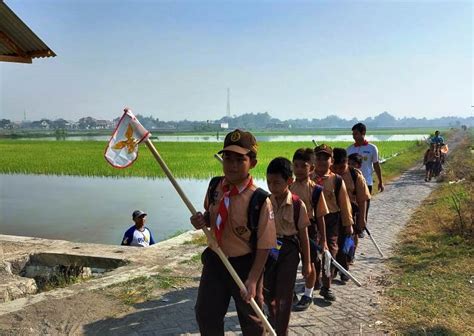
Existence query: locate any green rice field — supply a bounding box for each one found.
[0,140,426,179]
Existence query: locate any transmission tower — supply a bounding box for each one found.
[226,88,231,118]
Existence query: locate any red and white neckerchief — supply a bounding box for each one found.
[354,140,369,147]
[314,174,325,187]
[215,177,253,245]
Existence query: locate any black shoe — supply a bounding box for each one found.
[293,295,312,311]
[292,292,298,305]
[320,287,336,301]
[340,274,350,283]
[314,281,321,290]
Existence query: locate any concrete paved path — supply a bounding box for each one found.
[83,165,439,336]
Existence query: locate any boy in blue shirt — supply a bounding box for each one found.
[121,210,156,247]
[430,130,444,145]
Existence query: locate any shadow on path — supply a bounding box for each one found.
[83,286,243,336]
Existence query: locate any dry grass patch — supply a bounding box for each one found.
[104,268,192,305]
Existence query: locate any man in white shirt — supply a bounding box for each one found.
[121,210,156,247]
[347,123,384,221]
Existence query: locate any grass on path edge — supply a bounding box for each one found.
[382,131,473,335]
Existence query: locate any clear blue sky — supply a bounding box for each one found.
[1,0,472,122]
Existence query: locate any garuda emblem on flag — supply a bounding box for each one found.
[104,108,150,168]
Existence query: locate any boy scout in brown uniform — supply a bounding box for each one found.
[190,129,276,336]
[332,148,371,280]
[312,144,353,301]
[265,157,312,335]
[290,148,330,311]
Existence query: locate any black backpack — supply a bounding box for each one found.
[348,167,358,196]
[311,175,343,210]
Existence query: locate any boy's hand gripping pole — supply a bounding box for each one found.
[145,140,276,336]
[364,227,385,258]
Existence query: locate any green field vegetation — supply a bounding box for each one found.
[0,140,424,179]
[384,132,473,335]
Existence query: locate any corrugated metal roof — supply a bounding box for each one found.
[0,1,56,63]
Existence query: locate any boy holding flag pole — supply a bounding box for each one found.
[105,109,276,336]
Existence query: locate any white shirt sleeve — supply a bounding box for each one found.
[371,144,379,163]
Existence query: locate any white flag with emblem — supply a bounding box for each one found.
[104,108,150,168]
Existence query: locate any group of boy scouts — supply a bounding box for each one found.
[190,122,384,336]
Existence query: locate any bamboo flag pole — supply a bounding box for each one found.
[145,140,276,336]
[214,154,362,287]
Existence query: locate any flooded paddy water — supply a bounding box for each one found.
[0,174,267,245]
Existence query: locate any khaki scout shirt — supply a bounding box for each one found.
[342,168,371,205]
[270,191,310,237]
[289,179,329,219]
[204,176,276,257]
[313,172,354,227]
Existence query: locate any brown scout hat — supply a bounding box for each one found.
[218,129,258,155]
[314,143,333,156]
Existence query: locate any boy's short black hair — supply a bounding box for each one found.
[293,148,315,163]
[348,153,363,166]
[352,123,367,134]
[247,152,257,160]
[333,148,348,165]
[267,157,293,180]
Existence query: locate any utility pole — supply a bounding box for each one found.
[226,88,231,118]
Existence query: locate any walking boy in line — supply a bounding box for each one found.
[190,129,276,336]
[121,210,156,247]
[348,153,363,171]
[312,144,353,301]
[331,148,371,278]
[290,148,330,311]
[265,157,312,335]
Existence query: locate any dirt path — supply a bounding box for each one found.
[0,133,463,336]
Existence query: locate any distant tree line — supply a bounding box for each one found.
[1,111,472,131]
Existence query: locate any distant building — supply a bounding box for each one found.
[95,120,114,129]
[40,120,50,129]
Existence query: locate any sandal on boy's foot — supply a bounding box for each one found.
[293,295,312,311]
[319,287,336,301]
